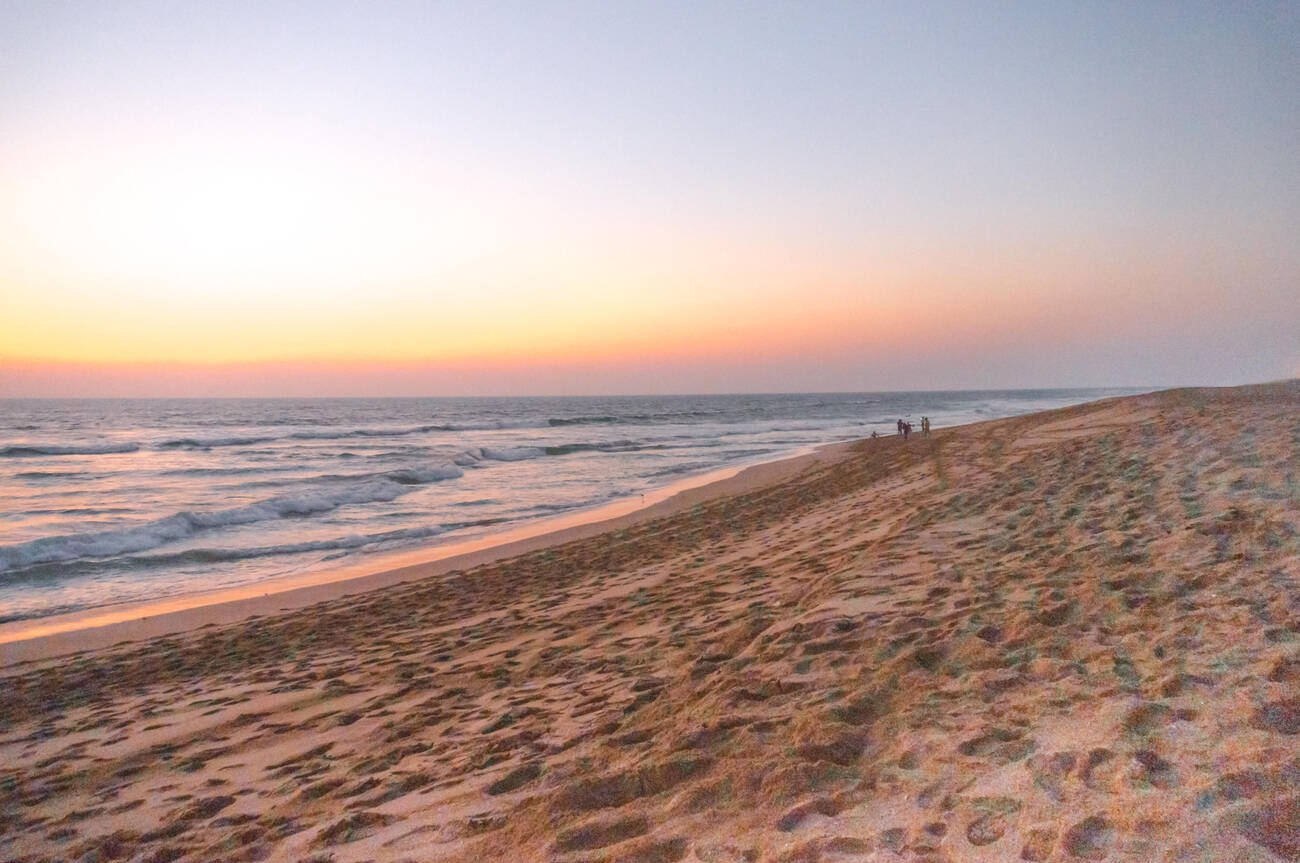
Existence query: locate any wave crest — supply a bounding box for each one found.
[0,465,461,574]
[0,442,140,457]
[156,436,274,449]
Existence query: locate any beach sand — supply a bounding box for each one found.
[2,382,1298,862]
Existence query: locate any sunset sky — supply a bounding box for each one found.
[1,1,1296,396]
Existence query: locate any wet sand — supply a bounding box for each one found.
[2,382,1299,862]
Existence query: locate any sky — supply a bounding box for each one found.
[1,1,1296,397]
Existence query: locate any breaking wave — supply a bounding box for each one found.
[0,442,140,457]
[156,436,276,449]
[0,468,460,574]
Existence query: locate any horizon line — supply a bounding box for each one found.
[0,384,1175,401]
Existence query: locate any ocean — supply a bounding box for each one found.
[0,389,1143,623]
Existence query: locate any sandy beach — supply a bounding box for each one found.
[2,382,1298,862]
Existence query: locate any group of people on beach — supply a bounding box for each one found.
[893,417,931,440]
[871,417,932,441]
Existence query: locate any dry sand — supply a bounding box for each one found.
[2,382,1299,862]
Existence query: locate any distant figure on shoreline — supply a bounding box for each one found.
[903,422,912,440]
[897,419,904,436]
[921,416,931,436]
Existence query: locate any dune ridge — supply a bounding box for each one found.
[2,382,1299,862]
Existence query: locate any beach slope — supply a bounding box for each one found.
[2,383,1299,862]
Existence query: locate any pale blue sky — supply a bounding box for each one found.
[1,1,1296,395]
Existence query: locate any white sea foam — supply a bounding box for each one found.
[453,446,546,464]
[128,525,447,567]
[384,465,463,484]
[479,446,546,462]
[0,479,414,573]
[452,450,483,466]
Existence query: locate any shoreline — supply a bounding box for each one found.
[0,389,1147,655]
[3,383,1299,862]
[0,440,853,664]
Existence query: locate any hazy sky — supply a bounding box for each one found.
[1,1,1296,396]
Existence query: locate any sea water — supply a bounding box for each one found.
[0,389,1143,622]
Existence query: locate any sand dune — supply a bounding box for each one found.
[2,383,1299,862]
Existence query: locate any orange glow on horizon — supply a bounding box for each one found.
[2,233,1141,370]
[1,153,1269,391]
[0,275,1040,369]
